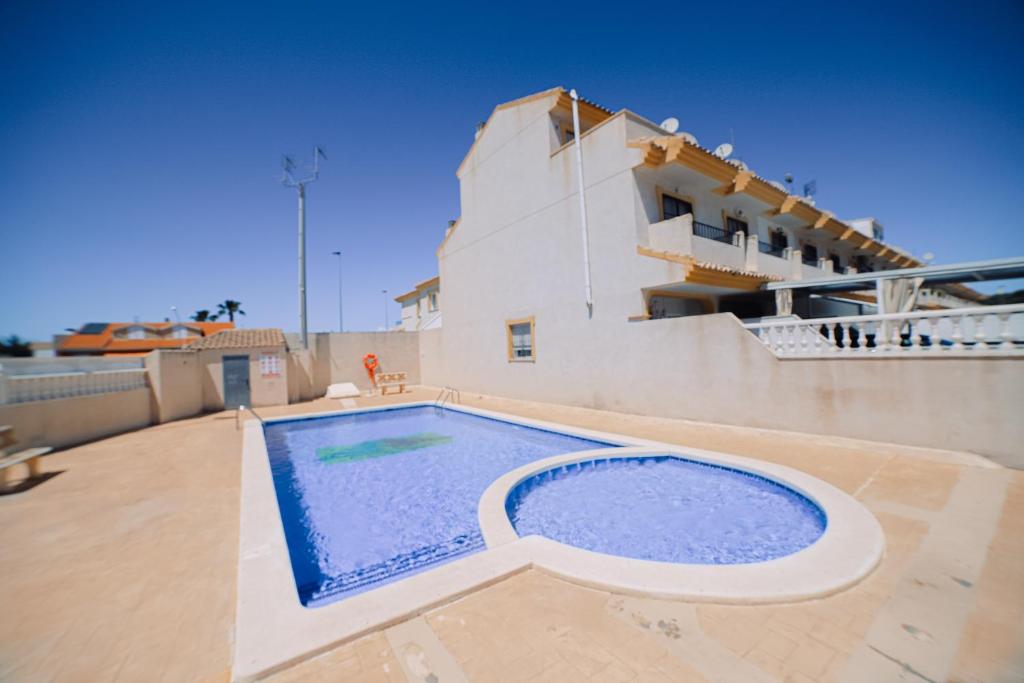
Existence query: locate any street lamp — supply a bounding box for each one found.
[332,251,343,332]
[381,289,388,330]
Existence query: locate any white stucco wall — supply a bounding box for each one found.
[432,92,1024,467]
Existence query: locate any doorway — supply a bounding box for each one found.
[223,355,251,409]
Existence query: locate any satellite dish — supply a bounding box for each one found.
[679,131,699,146]
[660,117,679,134]
[727,158,749,171]
[769,180,787,192]
[922,252,935,263]
[713,143,733,159]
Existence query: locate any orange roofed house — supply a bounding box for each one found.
[56,321,235,356]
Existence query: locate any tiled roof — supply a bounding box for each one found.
[395,275,440,303]
[57,321,234,354]
[184,328,286,350]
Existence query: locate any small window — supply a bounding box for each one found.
[855,254,874,273]
[126,326,145,340]
[830,253,842,272]
[506,318,535,362]
[428,292,438,312]
[661,194,693,221]
[171,326,193,339]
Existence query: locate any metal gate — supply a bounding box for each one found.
[222,355,251,409]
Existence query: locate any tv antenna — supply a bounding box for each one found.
[280,145,327,349]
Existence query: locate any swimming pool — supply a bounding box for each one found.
[507,455,826,564]
[263,405,612,606]
[238,404,885,679]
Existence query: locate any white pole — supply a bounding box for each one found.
[570,89,594,316]
[298,183,308,349]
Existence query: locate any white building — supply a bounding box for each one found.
[395,276,441,331]
[419,86,1020,463]
[438,86,969,345]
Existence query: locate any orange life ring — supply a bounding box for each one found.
[363,353,379,385]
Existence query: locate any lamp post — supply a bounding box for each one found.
[332,251,343,332]
[279,147,327,349]
[381,289,388,330]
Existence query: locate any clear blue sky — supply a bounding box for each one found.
[2,1,1023,340]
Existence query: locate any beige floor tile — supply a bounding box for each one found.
[1,389,1019,683]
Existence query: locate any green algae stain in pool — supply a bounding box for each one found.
[265,406,613,606]
[316,432,453,464]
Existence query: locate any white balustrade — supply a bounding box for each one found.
[0,368,148,405]
[742,304,1024,358]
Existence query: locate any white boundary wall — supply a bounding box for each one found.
[423,314,1023,468]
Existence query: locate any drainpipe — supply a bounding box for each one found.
[570,89,594,317]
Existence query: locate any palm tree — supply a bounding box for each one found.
[191,309,217,322]
[217,300,245,323]
[0,335,33,357]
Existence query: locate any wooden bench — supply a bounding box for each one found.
[376,371,407,395]
[0,426,52,490]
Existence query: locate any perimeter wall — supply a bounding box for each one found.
[420,314,1023,468]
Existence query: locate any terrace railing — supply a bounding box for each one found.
[758,240,787,259]
[692,221,733,244]
[742,304,1024,358]
[0,368,148,405]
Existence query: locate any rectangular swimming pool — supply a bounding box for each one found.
[263,405,614,607]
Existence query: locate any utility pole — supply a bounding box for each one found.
[332,250,343,332]
[280,146,327,349]
[381,289,388,330]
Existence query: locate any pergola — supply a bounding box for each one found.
[763,257,1024,316]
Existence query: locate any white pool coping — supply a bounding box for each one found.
[234,402,884,681]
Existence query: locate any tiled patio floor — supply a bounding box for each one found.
[1,388,1021,682]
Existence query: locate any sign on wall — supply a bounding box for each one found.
[259,353,281,377]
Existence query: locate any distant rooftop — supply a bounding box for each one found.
[185,328,286,350]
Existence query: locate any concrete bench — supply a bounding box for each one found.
[376,372,407,395]
[0,426,52,490]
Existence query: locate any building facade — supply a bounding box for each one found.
[421,87,1021,463]
[395,276,441,331]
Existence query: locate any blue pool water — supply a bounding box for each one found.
[508,456,826,564]
[263,406,611,607]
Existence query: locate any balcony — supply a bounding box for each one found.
[692,221,733,244]
[758,241,786,259]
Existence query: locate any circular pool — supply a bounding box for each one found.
[506,455,826,564]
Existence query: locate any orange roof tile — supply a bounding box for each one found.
[57,321,235,355]
[184,328,286,350]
